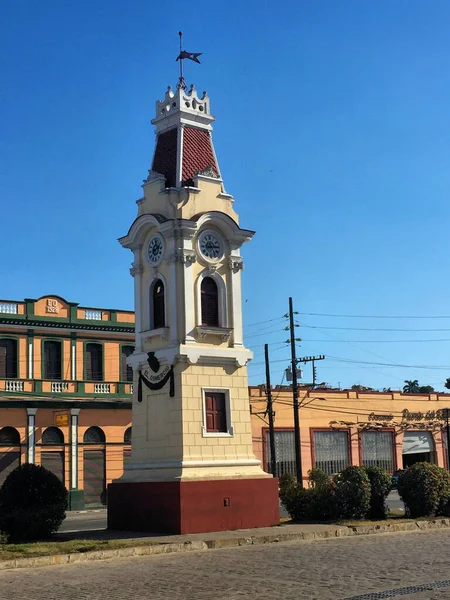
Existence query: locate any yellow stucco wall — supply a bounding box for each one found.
[34,297,69,319]
[250,387,450,480]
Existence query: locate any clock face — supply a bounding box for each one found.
[199,231,223,261]
[147,234,164,264]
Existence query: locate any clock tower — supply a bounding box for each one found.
[107,81,279,534]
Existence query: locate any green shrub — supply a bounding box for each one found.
[278,473,298,514]
[309,481,340,521]
[0,464,67,543]
[397,462,450,518]
[363,467,392,520]
[308,468,329,490]
[279,473,340,522]
[334,466,371,520]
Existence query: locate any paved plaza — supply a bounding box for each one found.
[0,529,450,599]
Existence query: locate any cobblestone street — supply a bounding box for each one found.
[1,530,450,599]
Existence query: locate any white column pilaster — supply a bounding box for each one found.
[71,337,76,380]
[26,408,37,464]
[182,245,196,344]
[28,338,33,379]
[229,256,244,347]
[131,249,143,351]
[70,408,80,489]
[167,234,179,345]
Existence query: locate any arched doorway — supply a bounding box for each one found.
[0,427,21,486]
[402,431,436,468]
[41,427,65,483]
[83,427,106,506]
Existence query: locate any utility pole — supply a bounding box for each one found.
[445,408,450,471]
[264,344,276,477]
[289,297,302,486]
[296,355,325,389]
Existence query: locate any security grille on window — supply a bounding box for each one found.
[361,431,394,472]
[42,427,64,445]
[121,346,134,382]
[0,339,17,379]
[313,430,350,475]
[83,426,106,444]
[152,280,165,329]
[265,430,296,477]
[201,277,219,327]
[205,392,227,433]
[85,343,103,381]
[0,427,20,446]
[43,341,62,380]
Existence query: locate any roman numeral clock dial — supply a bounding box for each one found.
[147,234,164,265]
[198,231,223,261]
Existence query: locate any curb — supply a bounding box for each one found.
[1,518,450,571]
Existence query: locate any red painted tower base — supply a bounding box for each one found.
[107,477,280,534]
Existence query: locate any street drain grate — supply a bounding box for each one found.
[344,579,450,599]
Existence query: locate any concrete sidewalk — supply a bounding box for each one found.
[2,517,450,571]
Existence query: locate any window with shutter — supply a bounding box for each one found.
[43,341,62,380]
[85,343,103,381]
[205,392,227,433]
[201,277,219,327]
[152,280,165,329]
[0,339,17,378]
[121,346,134,382]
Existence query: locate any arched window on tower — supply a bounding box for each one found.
[151,279,165,330]
[201,277,219,327]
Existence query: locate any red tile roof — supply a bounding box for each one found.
[151,128,178,188]
[182,127,218,185]
[151,126,219,188]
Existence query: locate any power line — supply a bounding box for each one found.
[298,312,450,319]
[302,324,450,332]
[326,354,450,370]
[244,316,284,328]
[245,327,285,340]
[302,338,450,343]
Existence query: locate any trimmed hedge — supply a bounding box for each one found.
[0,464,68,543]
[364,467,392,520]
[280,466,373,522]
[397,462,450,518]
[336,466,371,520]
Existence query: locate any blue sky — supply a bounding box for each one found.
[2,0,450,391]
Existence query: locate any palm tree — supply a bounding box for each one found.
[403,379,420,393]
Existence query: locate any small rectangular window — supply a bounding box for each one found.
[43,341,62,380]
[85,310,102,320]
[0,339,18,378]
[85,343,103,381]
[121,346,134,382]
[205,392,227,433]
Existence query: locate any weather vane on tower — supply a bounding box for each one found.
[176,31,202,90]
